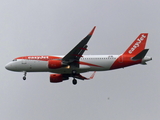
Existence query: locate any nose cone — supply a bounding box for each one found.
[5,62,13,71]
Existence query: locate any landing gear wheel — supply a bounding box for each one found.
[23,76,26,80]
[72,79,77,85]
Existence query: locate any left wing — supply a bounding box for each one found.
[74,71,96,80]
[62,26,96,67]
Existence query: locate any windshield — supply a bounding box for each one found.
[12,59,17,61]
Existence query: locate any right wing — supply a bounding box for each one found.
[62,26,96,67]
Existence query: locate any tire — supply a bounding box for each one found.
[23,76,26,80]
[72,79,77,85]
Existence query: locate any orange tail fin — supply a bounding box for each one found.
[123,33,148,56]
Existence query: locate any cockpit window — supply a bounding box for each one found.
[12,59,17,61]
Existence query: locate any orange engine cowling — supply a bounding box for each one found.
[48,60,62,69]
[50,74,69,83]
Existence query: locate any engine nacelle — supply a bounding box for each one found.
[50,74,69,83]
[50,74,63,83]
[48,60,62,69]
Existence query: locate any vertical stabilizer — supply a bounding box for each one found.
[123,33,148,56]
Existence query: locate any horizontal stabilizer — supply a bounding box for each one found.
[132,49,149,60]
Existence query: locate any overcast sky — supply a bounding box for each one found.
[0,0,159,120]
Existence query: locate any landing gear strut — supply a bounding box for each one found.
[72,78,77,85]
[72,70,77,85]
[23,71,27,80]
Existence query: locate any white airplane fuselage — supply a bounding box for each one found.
[5,55,151,73]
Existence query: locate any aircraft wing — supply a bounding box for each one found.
[74,71,96,80]
[62,26,96,66]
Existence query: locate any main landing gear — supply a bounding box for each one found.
[23,71,27,80]
[72,78,77,85]
[72,70,77,85]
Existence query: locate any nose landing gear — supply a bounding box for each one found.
[23,72,27,80]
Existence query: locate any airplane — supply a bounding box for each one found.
[5,26,152,85]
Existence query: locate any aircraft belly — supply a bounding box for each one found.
[80,59,116,71]
[49,67,89,74]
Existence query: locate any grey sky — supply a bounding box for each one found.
[0,0,159,120]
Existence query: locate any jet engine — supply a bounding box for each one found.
[50,74,69,83]
[48,60,63,69]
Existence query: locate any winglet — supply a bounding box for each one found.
[89,26,96,36]
[75,71,96,80]
[87,71,96,80]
